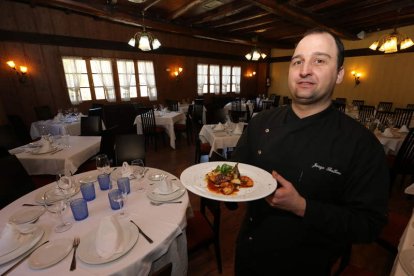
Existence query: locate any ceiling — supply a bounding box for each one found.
[11,0,414,49]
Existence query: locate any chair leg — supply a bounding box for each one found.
[214,240,222,273]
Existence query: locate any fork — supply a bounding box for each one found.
[70,237,80,271]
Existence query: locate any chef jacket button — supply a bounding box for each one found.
[249,217,253,222]
[248,236,253,241]
[265,128,270,133]
[257,150,262,155]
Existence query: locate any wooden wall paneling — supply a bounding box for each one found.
[49,8,73,36]
[0,45,17,125]
[32,4,55,34]
[12,3,37,33]
[0,1,18,30]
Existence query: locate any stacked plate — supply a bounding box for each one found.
[146,179,186,202]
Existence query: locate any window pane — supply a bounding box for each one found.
[62,57,91,104]
[91,59,116,101]
[117,60,137,100]
[137,61,157,99]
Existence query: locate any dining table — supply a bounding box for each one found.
[0,167,190,276]
[30,116,82,140]
[9,136,101,176]
[134,111,186,149]
[199,123,244,157]
[374,128,408,155]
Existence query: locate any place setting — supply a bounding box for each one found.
[146,174,186,204]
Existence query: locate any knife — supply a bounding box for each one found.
[130,220,153,244]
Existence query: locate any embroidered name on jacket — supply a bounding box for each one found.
[311,162,342,175]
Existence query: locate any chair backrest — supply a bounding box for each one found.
[377,101,393,112]
[352,100,365,108]
[375,110,394,125]
[100,126,118,165]
[0,155,36,208]
[394,108,413,128]
[271,95,280,107]
[88,107,103,118]
[335,97,347,104]
[206,108,226,124]
[391,128,414,184]
[34,105,53,121]
[282,96,291,105]
[140,108,157,135]
[166,100,179,111]
[358,105,375,122]
[81,116,102,136]
[407,104,414,110]
[7,115,32,144]
[0,124,25,150]
[332,101,345,112]
[114,134,146,166]
[231,100,242,111]
[261,100,273,110]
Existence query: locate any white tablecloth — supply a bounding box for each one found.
[199,124,243,157]
[0,168,189,276]
[134,111,186,149]
[30,119,81,140]
[375,129,407,155]
[11,136,101,175]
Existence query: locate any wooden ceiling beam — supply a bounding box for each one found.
[247,0,358,40]
[210,12,271,28]
[168,0,204,20]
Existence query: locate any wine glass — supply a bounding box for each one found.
[132,159,146,191]
[44,189,72,233]
[56,175,75,196]
[96,154,110,174]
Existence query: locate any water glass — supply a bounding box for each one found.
[117,177,130,194]
[98,173,111,190]
[61,134,70,148]
[80,182,96,201]
[70,198,88,221]
[44,189,72,233]
[108,189,123,210]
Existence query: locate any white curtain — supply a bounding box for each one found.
[94,60,116,102]
[118,61,134,101]
[233,66,241,94]
[197,64,208,95]
[221,66,231,95]
[63,59,82,105]
[210,65,220,95]
[138,61,157,101]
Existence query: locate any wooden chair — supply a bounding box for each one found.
[114,134,146,166]
[332,101,346,112]
[377,101,393,112]
[352,100,365,109]
[261,100,273,110]
[358,105,375,123]
[139,108,165,151]
[269,94,280,107]
[335,97,347,104]
[393,108,413,128]
[0,155,36,208]
[282,96,291,105]
[375,110,394,125]
[166,100,179,111]
[7,114,32,144]
[195,136,211,164]
[407,104,414,110]
[81,116,102,136]
[0,124,25,150]
[389,128,414,188]
[174,112,193,145]
[88,107,103,118]
[34,105,53,121]
[187,197,222,273]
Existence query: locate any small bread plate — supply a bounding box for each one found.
[35,185,80,204]
[28,238,73,269]
[77,221,138,264]
[147,172,166,181]
[30,146,59,155]
[146,183,186,202]
[180,162,277,202]
[110,167,137,181]
[78,175,97,184]
[9,206,46,224]
[0,227,44,265]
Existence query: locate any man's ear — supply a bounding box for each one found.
[336,66,344,84]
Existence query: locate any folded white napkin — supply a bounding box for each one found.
[382,128,394,137]
[95,215,124,259]
[233,123,244,135]
[0,223,21,257]
[154,183,179,195]
[214,122,224,131]
[399,125,409,133]
[121,162,133,177]
[37,137,53,153]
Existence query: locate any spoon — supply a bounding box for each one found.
[150,201,182,206]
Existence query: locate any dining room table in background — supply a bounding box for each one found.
[134,111,186,149]
[0,167,190,276]
[9,136,101,176]
[30,115,83,140]
[199,123,244,158]
[374,128,408,155]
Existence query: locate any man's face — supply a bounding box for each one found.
[288,32,344,105]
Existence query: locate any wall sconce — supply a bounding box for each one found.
[247,71,256,77]
[173,67,183,77]
[351,70,361,85]
[6,60,28,83]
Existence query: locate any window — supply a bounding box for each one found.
[197,64,241,95]
[137,61,157,101]
[117,60,137,101]
[62,57,92,105]
[90,59,116,102]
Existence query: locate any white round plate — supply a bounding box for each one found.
[146,183,186,202]
[9,206,46,224]
[35,185,80,204]
[180,161,277,202]
[28,238,73,269]
[30,146,59,155]
[77,221,138,265]
[110,167,137,181]
[0,227,44,265]
[79,175,97,184]
[8,148,25,155]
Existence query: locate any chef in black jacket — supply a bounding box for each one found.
[232,28,389,275]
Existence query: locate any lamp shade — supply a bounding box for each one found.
[152,38,161,50]
[138,34,151,51]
